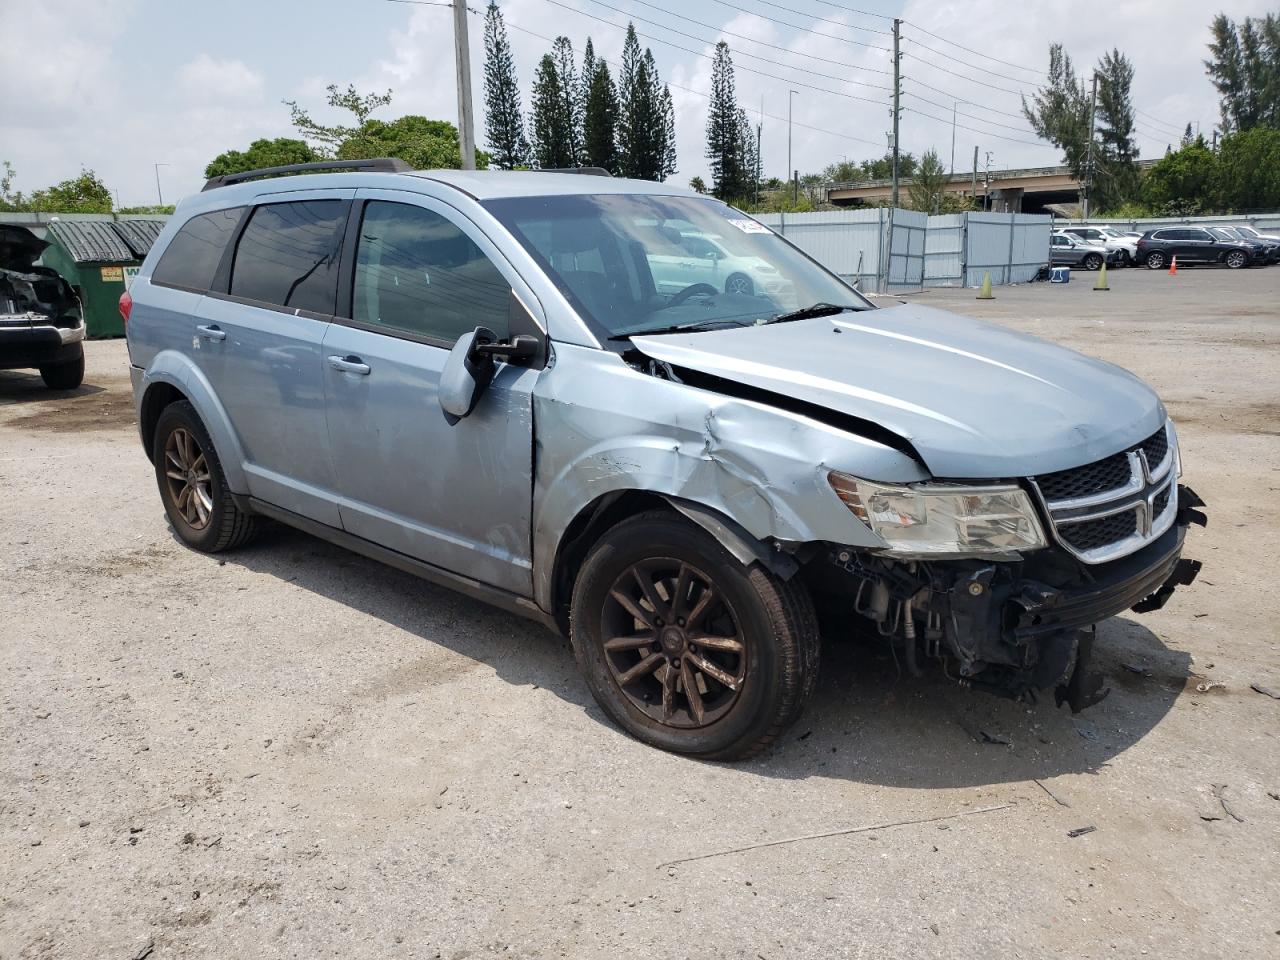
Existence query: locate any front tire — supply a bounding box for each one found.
[1225,250,1247,269]
[570,511,819,760]
[153,400,257,553]
[1082,253,1103,271]
[39,350,84,390]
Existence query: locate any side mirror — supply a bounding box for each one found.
[439,327,497,424]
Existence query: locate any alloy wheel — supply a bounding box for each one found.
[726,275,753,295]
[600,558,747,729]
[163,427,213,530]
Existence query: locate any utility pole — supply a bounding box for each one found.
[453,0,477,170]
[983,151,993,211]
[971,146,978,205]
[1082,72,1098,220]
[949,102,956,175]
[787,90,798,205]
[890,18,902,208]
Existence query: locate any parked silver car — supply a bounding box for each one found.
[125,160,1205,760]
[1050,231,1121,270]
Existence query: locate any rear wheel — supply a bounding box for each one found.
[1145,251,1166,270]
[1082,253,1103,271]
[570,511,818,760]
[39,350,84,390]
[1225,250,1247,269]
[725,273,754,296]
[153,400,257,553]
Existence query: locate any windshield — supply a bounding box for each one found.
[482,193,869,339]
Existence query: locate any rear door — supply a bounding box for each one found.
[320,190,542,596]
[193,190,353,525]
[1179,228,1214,262]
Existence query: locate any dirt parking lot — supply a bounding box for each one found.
[2,268,1278,959]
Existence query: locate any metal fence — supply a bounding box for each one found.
[760,208,1053,291]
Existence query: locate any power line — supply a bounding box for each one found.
[500,12,886,148]
[899,30,1046,88]
[574,0,891,83]
[902,106,1047,147]
[1135,109,1185,136]
[704,0,891,36]
[535,0,889,104]
[900,19,1046,76]
[902,91,1037,135]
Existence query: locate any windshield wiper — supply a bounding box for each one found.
[766,302,858,325]
[608,318,750,341]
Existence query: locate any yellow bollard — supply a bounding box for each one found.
[976,271,995,299]
[1093,261,1110,291]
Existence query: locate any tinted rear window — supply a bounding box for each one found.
[230,200,346,314]
[151,207,243,291]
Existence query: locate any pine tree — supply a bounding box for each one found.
[705,42,746,200]
[581,38,597,110]
[618,24,648,178]
[1094,49,1139,211]
[659,84,678,181]
[735,107,757,200]
[583,61,621,173]
[531,53,575,169]
[1205,13,1280,134]
[551,36,582,166]
[482,1,529,169]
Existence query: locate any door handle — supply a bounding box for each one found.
[196,324,226,341]
[327,354,371,375]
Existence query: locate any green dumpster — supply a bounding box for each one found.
[40,219,164,338]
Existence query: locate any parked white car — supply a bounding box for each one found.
[647,231,795,301]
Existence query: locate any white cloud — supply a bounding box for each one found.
[177,55,265,103]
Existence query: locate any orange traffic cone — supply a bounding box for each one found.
[1169,255,1178,276]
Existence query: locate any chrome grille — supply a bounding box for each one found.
[1032,421,1178,564]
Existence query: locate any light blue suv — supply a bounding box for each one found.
[126,159,1205,759]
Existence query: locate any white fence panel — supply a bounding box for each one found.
[963,212,1051,286]
[757,209,885,289]
[923,213,964,286]
[886,209,927,290]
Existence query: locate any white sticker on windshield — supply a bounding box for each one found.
[725,218,772,235]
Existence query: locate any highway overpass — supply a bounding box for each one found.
[825,160,1159,213]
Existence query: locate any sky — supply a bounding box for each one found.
[2,0,1273,207]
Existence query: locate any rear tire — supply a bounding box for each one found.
[570,510,819,760]
[1145,251,1166,270]
[725,273,754,296]
[39,350,84,390]
[153,400,257,553]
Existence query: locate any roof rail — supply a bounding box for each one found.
[534,167,613,177]
[202,158,412,191]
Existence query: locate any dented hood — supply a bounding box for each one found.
[630,303,1165,479]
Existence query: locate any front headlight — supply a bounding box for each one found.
[828,472,1047,558]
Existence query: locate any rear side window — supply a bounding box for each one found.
[352,201,510,344]
[151,207,243,291]
[230,200,346,314]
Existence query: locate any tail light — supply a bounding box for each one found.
[118,289,133,326]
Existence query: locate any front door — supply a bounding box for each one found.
[194,191,353,526]
[321,192,540,596]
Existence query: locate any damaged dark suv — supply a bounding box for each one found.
[127,162,1205,760]
[0,225,85,389]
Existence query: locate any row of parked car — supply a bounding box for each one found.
[1050,224,1280,271]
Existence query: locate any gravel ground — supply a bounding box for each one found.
[2,267,1277,959]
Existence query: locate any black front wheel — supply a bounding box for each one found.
[1146,251,1167,270]
[570,511,819,760]
[1225,250,1247,269]
[39,350,84,390]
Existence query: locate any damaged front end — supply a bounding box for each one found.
[816,486,1207,711]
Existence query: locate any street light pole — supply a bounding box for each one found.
[154,163,170,206]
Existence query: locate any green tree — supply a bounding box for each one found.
[2,167,114,213]
[338,115,489,169]
[1093,49,1140,211]
[705,42,747,200]
[688,175,707,193]
[552,36,583,165]
[580,38,597,112]
[660,83,678,181]
[1140,135,1221,213]
[737,108,758,200]
[204,137,319,179]
[906,149,951,213]
[284,83,393,157]
[482,1,529,169]
[583,61,620,173]
[531,53,575,168]
[618,25,667,180]
[1217,126,1280,210]
[1023,44,1092,182]
[1205,13,1280,134]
